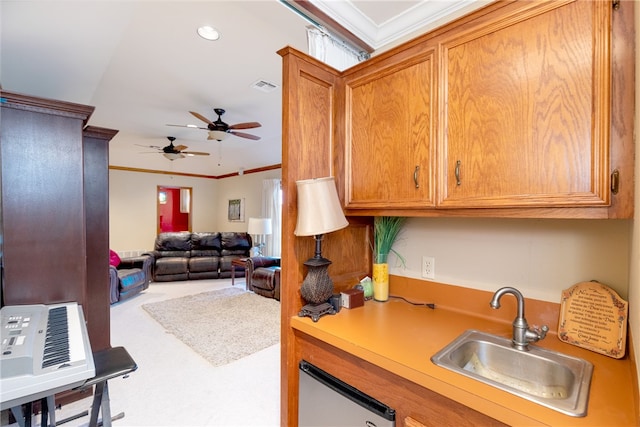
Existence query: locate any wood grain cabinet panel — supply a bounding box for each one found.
[345,50,436,209]
[438,0,611,208]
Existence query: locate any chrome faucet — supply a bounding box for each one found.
[490,287,549,351]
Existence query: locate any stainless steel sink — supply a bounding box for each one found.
[431,329,593,417]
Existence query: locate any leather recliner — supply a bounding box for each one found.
[109,254,154,303]
[246,256,281,301]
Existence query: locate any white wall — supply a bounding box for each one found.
[388,218,630,303]
[108,168,281,252]
[214,169,281,231]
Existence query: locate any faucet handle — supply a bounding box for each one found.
[535,324,549,340]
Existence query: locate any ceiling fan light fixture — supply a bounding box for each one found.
[197,26,220,41]
[163,153,183,161]
[208,130,228,141]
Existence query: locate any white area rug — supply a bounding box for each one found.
[142,287,280,367]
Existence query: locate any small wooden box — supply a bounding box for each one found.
[341,289,364,309]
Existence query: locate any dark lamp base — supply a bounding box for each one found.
[298,302,335,322]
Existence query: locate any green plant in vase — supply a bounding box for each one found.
[373,216,406,301]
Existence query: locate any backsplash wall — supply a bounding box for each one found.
[388,217,631,303]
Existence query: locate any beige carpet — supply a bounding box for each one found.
[141,287,280,367]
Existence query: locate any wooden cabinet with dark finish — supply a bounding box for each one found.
[0,91,115,352]
[83,126,119,350]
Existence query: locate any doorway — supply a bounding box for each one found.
[157,186,192,233]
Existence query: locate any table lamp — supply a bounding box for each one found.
[247,217,272,256]
[295,177,348,321]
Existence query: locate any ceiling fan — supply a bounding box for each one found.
[137,137,210,161]
[168,108,261,141]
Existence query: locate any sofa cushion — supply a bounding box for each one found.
[155,231,192,251]
[117,268,146,290]
[188,257,219,273]
[221,232,251,250]
[189,271,219,280]
[221,248,250,256]
[155,250,190,258]
[191,232,221,251]
[191,232,222,257]
[155,257,189,275]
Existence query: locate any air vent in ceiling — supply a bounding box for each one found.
[251,79,279,93]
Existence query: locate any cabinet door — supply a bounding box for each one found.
[1,96,92,305]
[345,50,435,209]
[439,1,611,208]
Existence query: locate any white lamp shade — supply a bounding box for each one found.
[295,177,348,236]
[247,217,272,235]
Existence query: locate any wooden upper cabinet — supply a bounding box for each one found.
[344,49,436,209]
[438,0,611,208]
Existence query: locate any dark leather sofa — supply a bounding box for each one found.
[150,231,252,282]
[246,256,281,300]
[109,254,154,304]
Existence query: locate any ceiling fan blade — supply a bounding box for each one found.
[229,130,261,140]
[166,123,209,130]
[189,111,215,125]
[229,122,261,130]
[174,144,188,151]
[182,151,210,156]
[135,144,163,150]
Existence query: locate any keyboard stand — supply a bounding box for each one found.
[10,395,56,427]
[75,347,138,427]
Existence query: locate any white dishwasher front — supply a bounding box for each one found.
[298,360,396,427]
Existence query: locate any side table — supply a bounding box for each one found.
[231,257,249,287]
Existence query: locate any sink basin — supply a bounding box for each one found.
[431,330,593,417]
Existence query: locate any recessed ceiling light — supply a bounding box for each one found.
[197,26,220,41]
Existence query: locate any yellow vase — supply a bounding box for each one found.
[372,262,389,302]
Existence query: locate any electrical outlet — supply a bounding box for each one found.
[422,256,435,279]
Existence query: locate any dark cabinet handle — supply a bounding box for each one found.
[455,160,461,186]
[414,165,420,188]
[611,169,620,194]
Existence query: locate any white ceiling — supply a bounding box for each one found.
[1,0,486,177]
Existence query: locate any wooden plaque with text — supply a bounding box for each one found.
[558,281,628,358]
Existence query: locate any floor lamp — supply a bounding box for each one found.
[295,177,348,322]
[247,217,272,256]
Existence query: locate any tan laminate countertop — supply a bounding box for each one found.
[290,278,638,426]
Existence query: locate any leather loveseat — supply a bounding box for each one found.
[150,231,252,282]
[109,254,154,304]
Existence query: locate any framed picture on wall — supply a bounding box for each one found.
[228,198,245,222]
